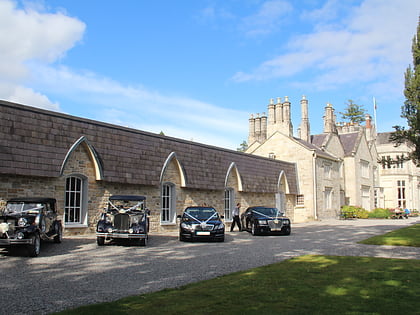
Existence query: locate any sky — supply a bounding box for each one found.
[0,0,419,150]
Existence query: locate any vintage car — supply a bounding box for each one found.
[0,197,63,257]
[96,195,149,246]
[241,206,291,236]
[178,206,225,242]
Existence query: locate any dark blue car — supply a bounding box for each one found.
[178,206,225,242]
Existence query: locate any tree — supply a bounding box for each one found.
[237,140,248,152]
[340,99,366,124]
[390,17,420,165]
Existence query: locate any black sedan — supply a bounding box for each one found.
[241,206,291,236]
[178,206,225,242]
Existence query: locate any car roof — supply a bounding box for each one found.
[185,206,216,211]
[109,195,146,201]
[7,197,56,204]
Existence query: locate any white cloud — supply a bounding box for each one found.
[240,0,293,37]
[0,0,85,108]
[232,0,420,95]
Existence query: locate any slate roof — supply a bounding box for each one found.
[376,132,392,145]
[339,132,360,156]
[294,136,338,160]
[0,100,298,194]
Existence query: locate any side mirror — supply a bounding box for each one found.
[220,215,225,219]
[177,214,182,219]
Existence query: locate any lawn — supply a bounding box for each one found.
[56,255,420,315]
[358,223,420,246]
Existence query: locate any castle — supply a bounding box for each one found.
[246,95,420,221]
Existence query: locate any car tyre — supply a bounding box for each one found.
[27,233,41,257]
[54,222,63,243]
[251,223,258,236]
[140,237,147,246]
[97,237,105,246]
[283,226,291,235]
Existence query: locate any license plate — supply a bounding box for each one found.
[196,231,210,236]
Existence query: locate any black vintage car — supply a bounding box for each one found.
[241,206,291,236]
[96,195,149,246]
[178,206,225,242]
[0,197,63,257]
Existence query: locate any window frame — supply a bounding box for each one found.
[224,188,234,221]
[161,182,176,224]
[64,175,87,226]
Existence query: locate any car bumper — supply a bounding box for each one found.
[258,225,290,234]
[180,230,225,240]
[0,238,34,246]
[96,232,147,239]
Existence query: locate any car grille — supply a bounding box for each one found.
[268,220,284,230]
[114,214,130,231]
[192,224,214,231]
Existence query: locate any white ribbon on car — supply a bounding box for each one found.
[184,211,217,227]
[252,209,282,220]
[109,201,143,213]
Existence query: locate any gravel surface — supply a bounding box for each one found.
[1,217,419,314]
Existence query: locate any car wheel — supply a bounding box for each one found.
[140,237,147,246]
[27,233,41,257]
[251,223,258,236]
[97,237,105,246]
[283,226,291,235]
[179,233,186,242]
[54,222,63,243]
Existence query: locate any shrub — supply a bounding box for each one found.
[340,205,367,219]
[368,208,391,219]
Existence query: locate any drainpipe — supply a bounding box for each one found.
[312,151,318,220]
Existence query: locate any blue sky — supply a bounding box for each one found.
[1,0,419,149]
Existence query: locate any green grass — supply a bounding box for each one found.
[359,223,420,246]
[56,255,420,315]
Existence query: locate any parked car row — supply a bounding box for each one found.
[0,195,291,257]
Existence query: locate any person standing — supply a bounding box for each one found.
[230,203,242,232]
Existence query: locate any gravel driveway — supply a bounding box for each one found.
[1,217,419,314]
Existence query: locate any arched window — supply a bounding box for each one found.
[65,175,87,226]
[161,182,176,223]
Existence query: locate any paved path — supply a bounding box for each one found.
[1,217,419,314]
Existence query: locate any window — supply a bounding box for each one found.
[65,176,85,225]
[361,186,370,210]
[224,188,234,220]
[324,187,332,209]
[397,180,406,208]
[395,155,404,169]
[296,195,304,206]
[161,183,175,223]
[323,163,331,179]
[361,160,369,178]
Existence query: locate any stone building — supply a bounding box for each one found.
[246,96,378,222]
[376,132,420,210]
[0,100,298,234]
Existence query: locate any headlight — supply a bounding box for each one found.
[214,223,225,230]
[258,219,268,225]
[18,217,28,227]
[16,232,25,239]
[132,216,139,224]
[107,227,113,233]
[181,222,193,231]
[283,219,290,224]
[105,215,112,223]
